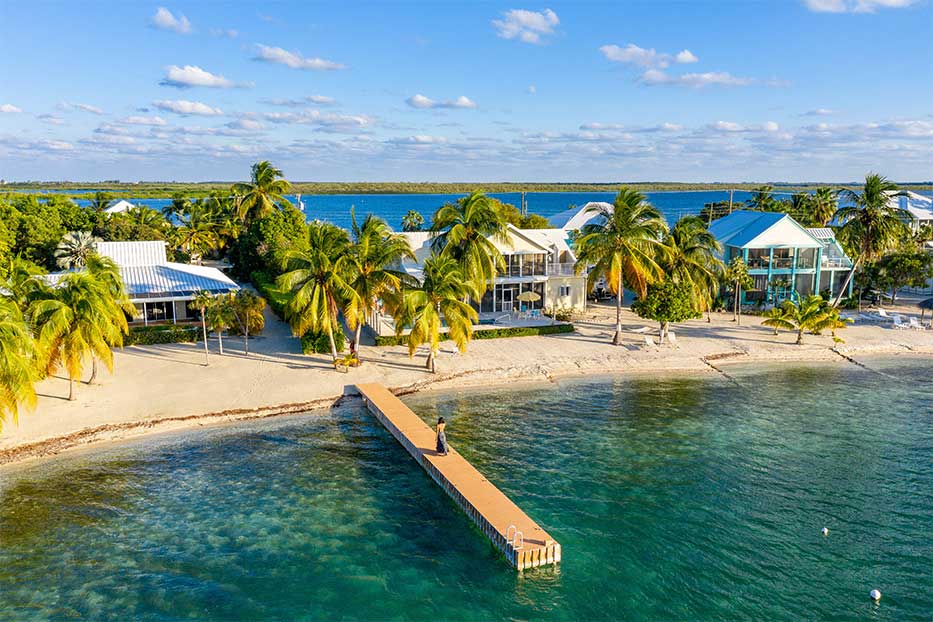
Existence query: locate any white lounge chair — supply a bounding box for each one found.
[892,315,909,330]
[908,316,926,330]
[877,308,895,323]
[631,326,654,334]
[643,335,655,348]
[668,331,678,347]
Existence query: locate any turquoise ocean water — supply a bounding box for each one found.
[1,358,930,620]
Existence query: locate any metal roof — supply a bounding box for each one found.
[97,240,167,266]
[805,227,836,240]
[708,210,821,249]
[119,263,238,297]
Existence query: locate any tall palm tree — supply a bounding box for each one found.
[125,206,168,230]
[192,290,214,365]
[3,257,49,312]
[574,189,669,345]
[394,254,477,374]
[31,272,129,401]
[724,256,753,324]
[163,192,191,221]
[401,210,424,232]
[663,216,724,322]
[277,222,357,365]
[429,190,509,299]
[761,295,849,345]
[345,211,415,357]
[0,297,37,430]
[809,187,838,227]
[232,160,292,224]
[54,231,101,269]
[746,185,777,211]
[84,253,135,384]
[173,224,219,263]
[228,289,266,357]
[790,192,812,220]
[205,294,232,356]
[832,173,909,306]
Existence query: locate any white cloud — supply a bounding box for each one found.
[160,65,242,89]
[600,43,699,69]
[210,28,238,38]
[37,114,65,125]
[710,121,745,132]
[152,100,224,116]
[226,119,263,131]
[527,85,537,94]
[804,108,836,116]
[253,45,345,71]
[492,8,559,44]
[763,121,780,132]
[389,135,449,145]
[579,122,625,130]
[803,0,915,12]
[151,7,191,34]
[261,95,337,107]
[121,115,168,126]
[262,109,375,132]
[57,102,105,115]
[640,69,754,88]
[0,104,23,113]
[406,94,477,109]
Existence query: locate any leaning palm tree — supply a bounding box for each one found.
[430,190,509,299]
[31,272,129,401]
[808,187,838,227]
[574,189,669,345]
[832,173,909,306]
[54,231,101,269]
[761,295,849,345]
[2,257,48,313]
[394,254,477,374]
[663,216,724,322]
[724,256,753,325]
[277,222,357,366]
[229,289,266,357]
[192,290,215,365]
[0,297,37,430]
[344,211,415,357]
[232,160,292,223]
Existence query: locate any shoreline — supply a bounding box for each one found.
[2,342,928,470]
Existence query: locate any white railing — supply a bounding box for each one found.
[547,263,577,276]
[821,257,852,268]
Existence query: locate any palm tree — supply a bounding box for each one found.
[808,187,838,227]
[345,211,415,358]
[173,224,219,263]
[746,185,777,211]
[31,272,129,401]
[229,289,266,357]
[429,190,509,299]
[832,173,909,306]
[790,192,812,220]
[84,253,135,384]
[89,191,114,213]
[54,231,101,269]
[401,210,424,232]
[0,297,37,430]
[663,216,724,322]
[205,294,232,355]
[125,206,167,230]
[724,256,753,324]
[3,257,49,312]
[761,306,786,335]
[574,189,669,345]
[232,160,291,223]
[761,295,849,345]
[277,222,357,365]
[394,254,477,373]
[192,290,214,365]
[163,192,191,221]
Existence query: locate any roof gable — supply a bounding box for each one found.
[709,210,820,249]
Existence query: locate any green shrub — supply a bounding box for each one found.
[125,324,202,346]
[301,328,346,355]
[543,306,574,322]
[373,323,574,347]
[251,270,288,318]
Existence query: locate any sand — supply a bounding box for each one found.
[2,302,932,466]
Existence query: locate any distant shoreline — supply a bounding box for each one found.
[3,181,932,200]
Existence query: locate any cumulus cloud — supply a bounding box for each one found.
[803,0,915,12]
[492,8,559,44]
[121,115,168,126]
[640,69,754,88]
[406,94,477,109]
[0,104,23,113]
[253,45,345,71]
[152,99,224,116]
[579,122,625,130]
[261,95,337,107]
[225,119,263,131]
[262,109,375,132]
[160,65,244,89]
[600,43,699,69]
[710,121,745,132]
[388,135,450,145]
[151,7,191,34]
[527,85,537,94]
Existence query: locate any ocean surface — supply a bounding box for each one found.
[1,358,930,621]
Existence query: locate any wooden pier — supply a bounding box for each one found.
[356,383,561,571]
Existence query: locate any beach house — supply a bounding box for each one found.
[49,240,239,324]
[708,210,853,304]
[397,225,587,315]
[887,190,933,236]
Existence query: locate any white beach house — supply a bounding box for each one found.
[397,225,587,315]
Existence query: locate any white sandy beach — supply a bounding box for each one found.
[2,301,932,465]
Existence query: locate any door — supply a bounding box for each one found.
[501,288,512,313]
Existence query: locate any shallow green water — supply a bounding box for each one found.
[1,358,931,621]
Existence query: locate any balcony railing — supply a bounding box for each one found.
[821,257,852,268]
[498,265,547,277]
[547,263,577,276]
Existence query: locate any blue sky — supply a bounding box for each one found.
[1,1,931,182]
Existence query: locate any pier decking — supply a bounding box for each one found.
[356,383,561,571]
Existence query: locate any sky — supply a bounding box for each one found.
[0,1,931,183]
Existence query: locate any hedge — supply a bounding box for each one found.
[251,270,287,319]
[300,329,346,355]
[373,323,574,347]
[125,324,203,346]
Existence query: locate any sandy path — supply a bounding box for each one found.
[2,303,931,465]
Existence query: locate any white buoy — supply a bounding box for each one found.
[821,527,829,536]
[870,589,882,601]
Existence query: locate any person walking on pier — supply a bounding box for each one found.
[436,417,449,456]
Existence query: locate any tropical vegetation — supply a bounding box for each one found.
[761,295,849,345]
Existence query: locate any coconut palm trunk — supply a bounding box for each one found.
[200,311,209,365]
[613,271,623,345]
[217,329,224,355]
[68,377,76,401]
[244,320,250,357]
[734,281,741,325]
[354,322,362,358]
[832,256,861,308]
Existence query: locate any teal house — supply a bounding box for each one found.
[708,210,853,305]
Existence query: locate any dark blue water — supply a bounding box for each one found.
[1,358,930,620]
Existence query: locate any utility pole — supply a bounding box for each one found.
[521,191,527,216]
[728,189,734,214]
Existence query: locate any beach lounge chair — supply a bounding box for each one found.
[643,335,656,348]
[631,326,654,334]
[892,315,909,330]
[908,316,926,330]
[668,331,678,347]
[877,308,895,323]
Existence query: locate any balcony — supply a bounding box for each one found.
[821,257,852,269]
[547,262,578,276]
[497,265,547,278]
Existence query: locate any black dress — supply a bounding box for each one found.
[436,429,448,455]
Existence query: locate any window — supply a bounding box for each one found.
[558,285,571,297]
